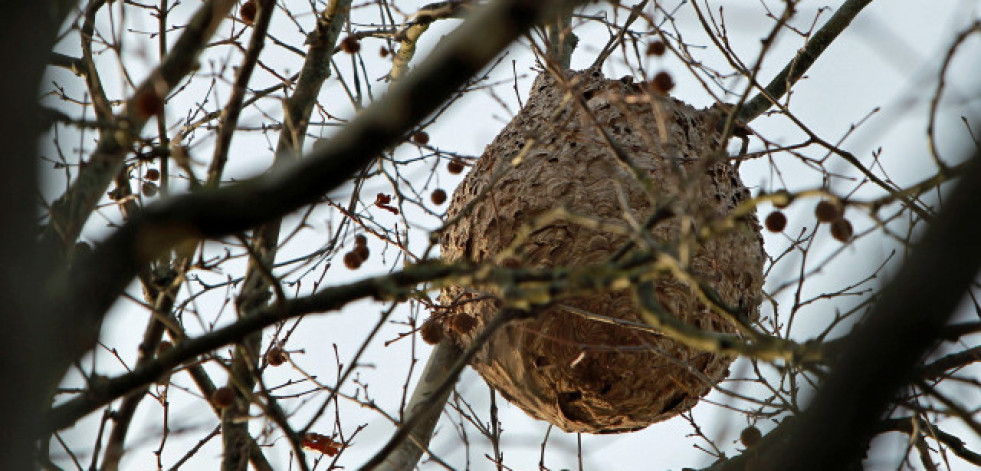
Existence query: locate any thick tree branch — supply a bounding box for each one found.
[736,0,874,124]
[0,1,66,468]
[45,262,466,431]
[880,417,981,466]
[206,0,277,186]
[375,341,461,471]
[277,0,353,153]
[920,345,981,380]
[80,0,113,122]
[43,0,236,251]
[47,0,586,412]
[361,309,523,471]
[389,1,475,81]
[704,144,981,471]
[215,1,337,469]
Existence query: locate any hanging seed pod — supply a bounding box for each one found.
[740,425,763,447]
[765,210,787,232]
[830,218,854,242]
[447,159,465,174]
[212,387,235,408]
[436,69,765,433]
[814,199,841,223]
[240,1,257,25]
[431,188,447,206]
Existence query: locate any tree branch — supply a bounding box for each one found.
[47,246,665,432]
[737,0,874,124]
[46,0,587,412]
[218,1,350,469]
[361,309,523,471]
[880,417,981,466]
[920,345,981,380]
[43,0,236,251]
[375,341,462,471]
[0,0,68,468]
[206,0,277,186]
[44,262,466,431]
[389,1,474,81]
[705,141,981,471]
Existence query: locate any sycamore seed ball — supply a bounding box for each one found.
[815,200,841,223]
[240,1,257,24]
[266,347,287,366]
[646,41,666,56]
[765,210,787,232]
[340,35,360,54]
[412,131,430,145]
[831,218,854,242]
[343,251,363,270]
[651,71,674,94]
[447,159,465,174]
[212,387,235,408]
[740,425,762,447]
[431,188,447,205]
[420,317,443,345]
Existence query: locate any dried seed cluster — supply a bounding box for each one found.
[765,196,854,242]
[240,1,257,24]
[343,234,370,270]
[431,188,447,205]
[266,346,287,366]
[339,35,360,54]
[436,69,766,433]
[212,386,235,408]
[447,159,465,174]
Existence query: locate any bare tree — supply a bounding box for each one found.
[2,0,978,470]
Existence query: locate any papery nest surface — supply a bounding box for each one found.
[435,68,766,433]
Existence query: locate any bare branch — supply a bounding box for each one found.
[361,309,523,471]
[375,341,462,471]
[737,0,874,124]
[756,145,981,470]
[43,0,237,251]
[0,0,76,468]
[389,1,475,81]
[47,0,588,401]
[44,261,466,431]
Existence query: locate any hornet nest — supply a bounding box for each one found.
[434,68,765,433]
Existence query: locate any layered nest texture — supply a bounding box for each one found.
[435,68,765,433]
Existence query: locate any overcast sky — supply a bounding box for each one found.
[49,1,981,470]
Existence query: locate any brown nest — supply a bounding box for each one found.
[434,68,765,433]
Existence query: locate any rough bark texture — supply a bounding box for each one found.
[437,69,765,433]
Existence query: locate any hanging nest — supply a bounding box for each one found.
[434,68,765,433]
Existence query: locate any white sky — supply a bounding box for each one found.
[47,1,981,470]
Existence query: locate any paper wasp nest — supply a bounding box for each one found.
[435,69,765,433]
